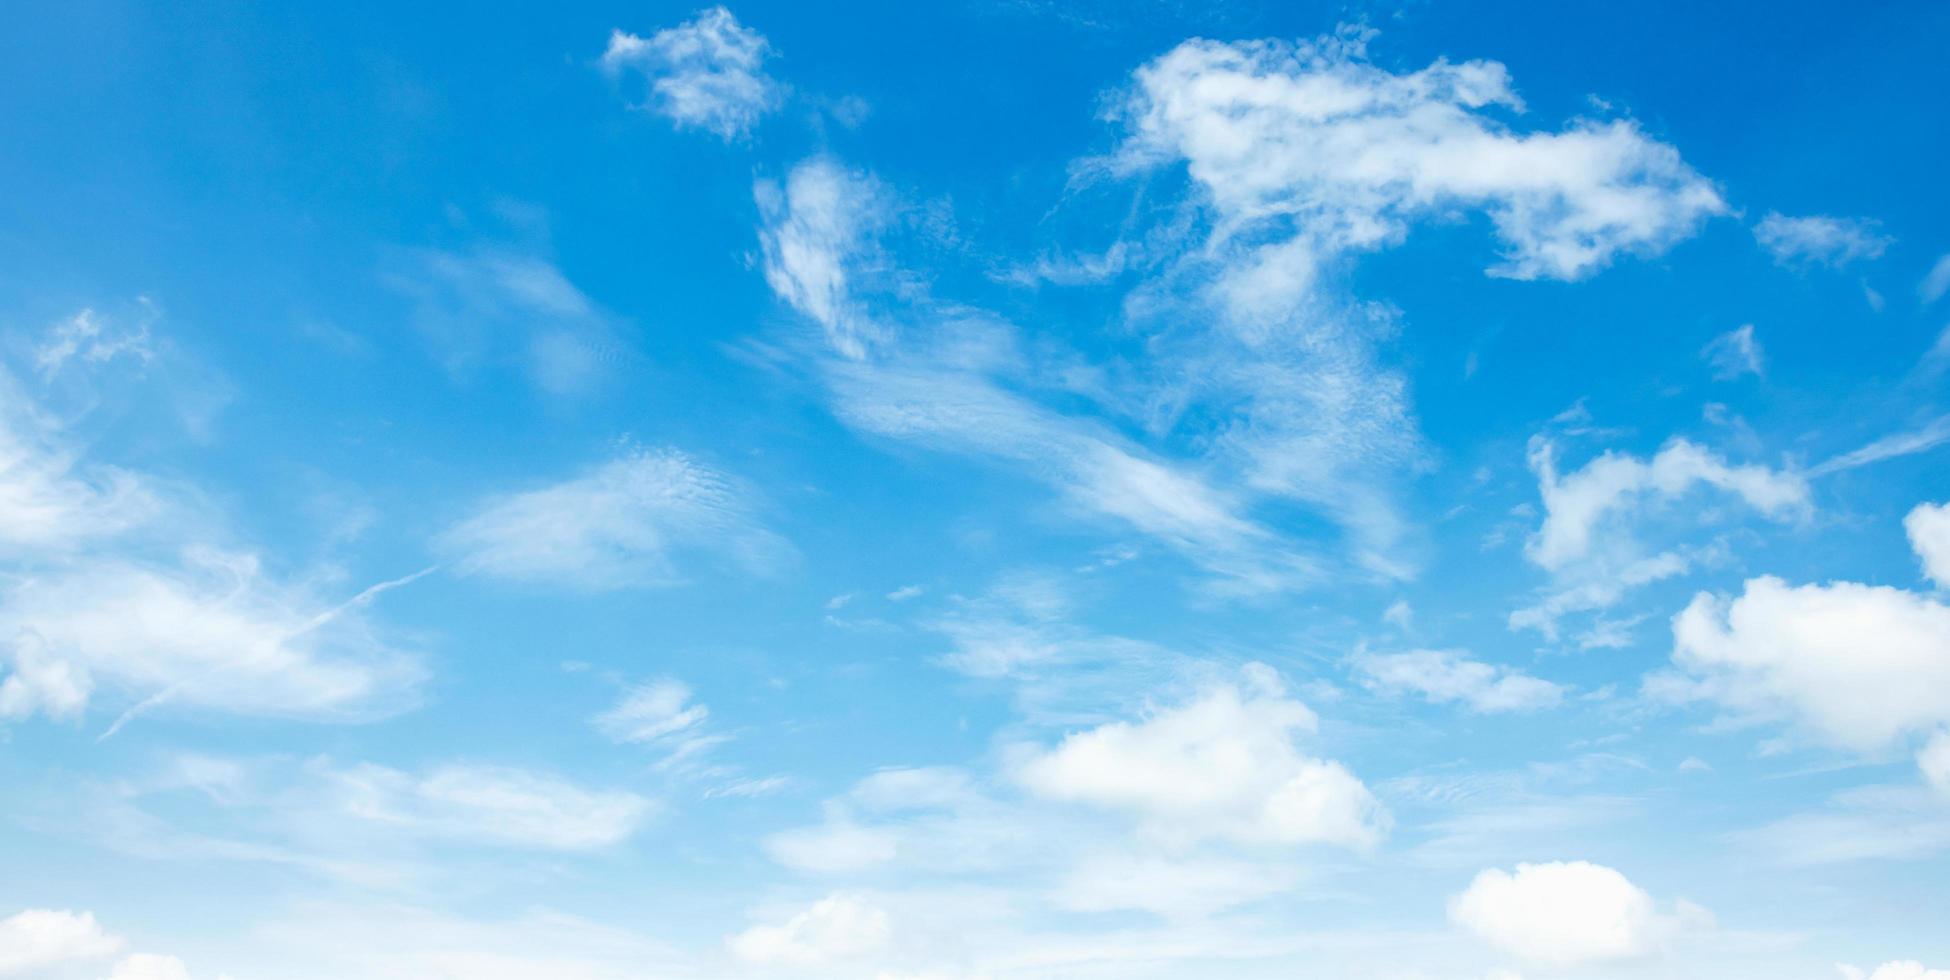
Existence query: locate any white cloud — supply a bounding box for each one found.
[1809,415,1950,477]
[0,553,425,725]
[1050,852,1298,919]
[316,760,652,850]
[1753,212,1891,267]
[1920,731,1950,795]
[34,305,155,379]
[1114,29,1724,282]
[593,679,709,744]
[754,157,888,360]
[1450,861,1697,967]
[1702,323,1764,379]
[439,447,788,590]
[387,247,622,396]
[1525,437,1807,572]
[0,909,123,973]
[1920,254,1950,305]
[1013,664,1388,848]
[602,7,780,140]
[106,953,193,980]
[0,375,163,555]
[1904,501,1950,587]
[1652,575,1950,752]
[728,893,892,967]
[1843,963,1950,980]
[1349,649,1564,713]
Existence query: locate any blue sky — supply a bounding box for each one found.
[2,1,1949,977]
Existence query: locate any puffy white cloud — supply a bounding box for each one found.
[1114,30,1724,282]
[106,953,193,980]
[0,553,425,725]
[0,909,122,973]
[728,893,892,967]
[1450,861,1695,967]
[315,760,652,851]
[1349,649,1564,713]
[1842,963,1950,980]
[1653,575,1950,752]
[1905,501,1950,588]
[1753,212,1891,268]
[1920,731,1950,795]
[1702,323,1764,380]
[601,7,779,140]
[439,448,788,590]
[1014,664,1387,847]
[1526,438,1807,572]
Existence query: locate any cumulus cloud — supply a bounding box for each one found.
[1651,574,1950,752]
[727,893,892,967]
[601,7,780,140]
[1753,212,1891,268]
[1349,648,1564,713]
[439,447,788,589]
[1905,501,1950,588]
[1702,324,1764,380]
[1113,29,1724,282]
[1450,861,1700,967]
[1920,731,1950,795]
[0,909,123,973]
[1014,664,1387,848]
[1525,438,1807,572]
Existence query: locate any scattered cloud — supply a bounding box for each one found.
[439,447,789,590]
[35,304,156,379]
[1014,663,1389,848]
[1349,648,1565,713]
[602,6,780,140]
[727,893,892,967]
[1920,254,1950,305]
[1753,212,1891,268]
[1702,323,1765,380]
[1450,860,1705,967]
[1809,415,1950,476]
[0,909,123,973]
[1904,501,1950,587]
[1842,963,1950,980]
[1650,571,1950,753]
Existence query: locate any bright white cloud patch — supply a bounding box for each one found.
[105,953,193,980]
[602,7,780,140]
[1702,323,1765,379]
[0,375,162,554]
[1753,212,1891,267]
[1525,437,1807,571]
[727,893,892,967]
[0,553,425,725]
[1654,575,1950,752]
[1015,664,1388,847]
[1904,501,1950,588]
[1115,30,1725,282]
[1450,861,1690,967]
[1920,731,1950,795]
[1350,648,1564,713]
[440,448,787,590]
[0,909,123,973]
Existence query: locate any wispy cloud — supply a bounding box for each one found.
[1753,212,1891,268]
